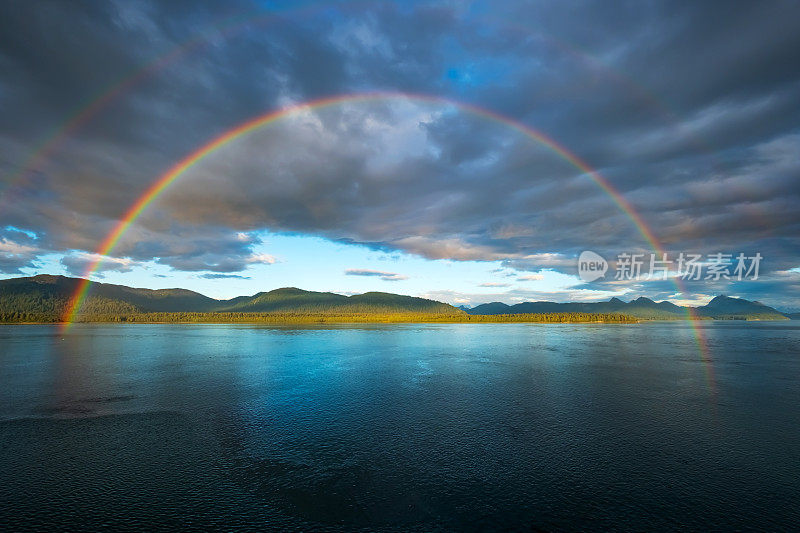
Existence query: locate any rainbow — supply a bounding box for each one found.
[59,91,714,390]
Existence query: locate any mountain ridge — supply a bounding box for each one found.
[0,274,793,322]
[468,293,789,320]
[0,275,459,321]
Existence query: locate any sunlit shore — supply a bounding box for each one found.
[3,312,639,325]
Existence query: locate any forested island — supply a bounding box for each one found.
[0,274,791,324]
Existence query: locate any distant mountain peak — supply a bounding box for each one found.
[697,294,785,318]
[30,274,66,284]
[708,294,733,303]
[268,287,307,294]
[608,297,624,304]
[705,294,760,308]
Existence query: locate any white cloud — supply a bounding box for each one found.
[0,238,38,255]
[246,253,278,265]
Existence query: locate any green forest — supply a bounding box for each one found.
[0,274,790,324]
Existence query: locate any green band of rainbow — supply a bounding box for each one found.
[60,91,713,390]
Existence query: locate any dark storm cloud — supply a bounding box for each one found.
[0,0,798,307]
[121,226,277,272]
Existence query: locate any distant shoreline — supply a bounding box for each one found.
[1,275,791,323]
[0,312,640,325]
[3,315,790,325]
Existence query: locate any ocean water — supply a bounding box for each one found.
[0,322,798,531]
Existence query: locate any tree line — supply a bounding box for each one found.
[0,311,638,324]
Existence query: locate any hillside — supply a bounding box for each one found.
[215,287,457,315]
[694,295,789,320]
[0,275,461,322]
[0,275,220,320]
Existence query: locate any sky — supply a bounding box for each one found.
[0,0,798,310]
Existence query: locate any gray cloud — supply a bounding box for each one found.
[0,227,41,274]
[345,269,408,281]
[0,0,798,307]
[60,252,139,278]
[198,273,251,280]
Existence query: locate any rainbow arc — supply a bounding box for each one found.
[59,92,715,392]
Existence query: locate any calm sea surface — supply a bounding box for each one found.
[1,322,798,531]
